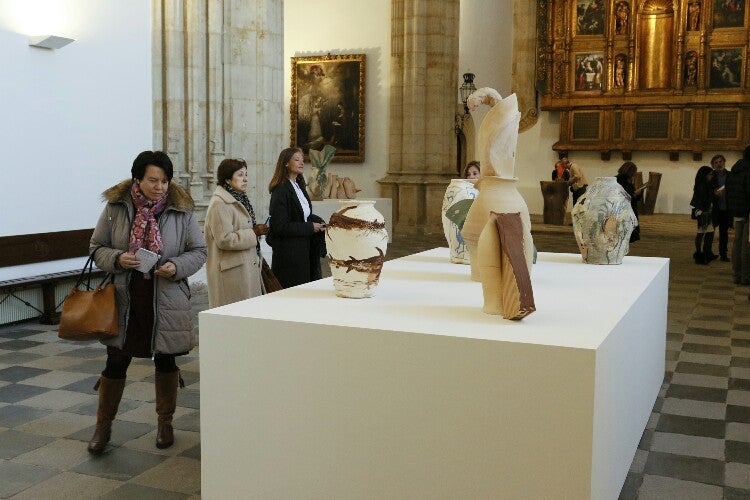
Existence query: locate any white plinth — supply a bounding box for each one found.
[199,249,668,499]
[313,198,392,241]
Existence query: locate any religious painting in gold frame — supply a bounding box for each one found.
[574,52,605,91]
[713,0,745,28]
[709,47,743,88]
[576,0,606,35]
[290,54,366,163]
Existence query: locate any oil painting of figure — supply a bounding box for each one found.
[709,48,743,88]
[713,0,745,28]
[577,0,605,35]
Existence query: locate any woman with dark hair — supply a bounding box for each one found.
[267,147,326,288]
[463,160,480,179]
[88,151,206,454]
[205,158,266,307]
[616,161,645,242]
[691,165,716,264]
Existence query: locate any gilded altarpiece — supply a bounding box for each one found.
[538,0,750,160]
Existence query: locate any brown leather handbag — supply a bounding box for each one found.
[58,249,119,341]
[261,258,283,294]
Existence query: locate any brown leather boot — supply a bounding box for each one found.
[155,370,180,449]
[87,375,126,454]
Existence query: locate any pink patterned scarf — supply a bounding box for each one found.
[129,181,168,253]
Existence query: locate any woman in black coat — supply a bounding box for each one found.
[616,161,645,243]
[267,147,326,288]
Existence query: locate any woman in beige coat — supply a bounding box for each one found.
[205,159,266,308]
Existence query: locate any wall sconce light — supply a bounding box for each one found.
[29,35,75,50]
[459,72,477,115]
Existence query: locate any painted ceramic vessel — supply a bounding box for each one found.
[571,177,637,265]
[462,176,534,281]
[326,200,388,298]
[441,179,478,264]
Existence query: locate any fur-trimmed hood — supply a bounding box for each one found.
[102,179,195,212]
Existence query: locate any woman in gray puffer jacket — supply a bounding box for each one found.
[87,151,206,455]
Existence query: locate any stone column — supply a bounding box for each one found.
[379,0,460,235]
[152,0,282,223]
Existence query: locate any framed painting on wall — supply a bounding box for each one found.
[574,53,604,91]
[290,54,366,163]
[576,0,605,35]
[709,48,743,88]
[713,0,745,28]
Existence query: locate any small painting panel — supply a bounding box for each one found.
[576,0,605,35]
[713,0,745,28]
[709,48,743,88]
[574,53,604,91]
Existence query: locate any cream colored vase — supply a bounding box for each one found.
[462,176,534,281]
[441,179,478,264]
[326,200,388,298]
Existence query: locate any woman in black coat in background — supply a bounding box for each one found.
[616,161,645,243]
[267,147,326,288]
[690,165,716,265]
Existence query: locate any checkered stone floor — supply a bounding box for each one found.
[0,214,749,498]
[0,328,201,499]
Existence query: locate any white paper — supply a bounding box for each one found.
[135,248,160,273]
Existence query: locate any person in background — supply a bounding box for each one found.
[88,151,206,454]
[690,166,716,265]
[204,158,266,308]
[565,157,589,206]
[616,161,645,243]
[726,145,750,285]
[463,160,480,180]
[710,154,731,261]
[267,147,326,288]
[552,160,570,182]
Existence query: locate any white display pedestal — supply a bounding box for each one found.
[199,249,668,499]
[313,198,392,241]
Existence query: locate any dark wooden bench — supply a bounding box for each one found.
[0,229,100,324]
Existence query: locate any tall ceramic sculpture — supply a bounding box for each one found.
[307,145,336,201]
[460,89,533,281]
[571,177,637,264]
[326,200,388,298]
[441,179,478,263]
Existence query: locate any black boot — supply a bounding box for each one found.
[703,232,717,261]
[694,235,708,265]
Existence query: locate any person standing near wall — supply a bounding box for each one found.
[726,146,750,284]
[267,147,326,288]
[566,157,589,206]
[690,166,716,265]
[88,151,207,454]
[710,154,731,261]
[204,159,266,308]
[616,161,645,243]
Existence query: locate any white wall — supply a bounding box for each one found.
[0,0,151,236]
[283,0,390,199]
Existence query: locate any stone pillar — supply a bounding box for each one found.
[379,0,460,235]
[152,0,282,223]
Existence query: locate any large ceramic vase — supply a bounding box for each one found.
[571,177,637,265]
[441,179,478,264]
[462,176,534,281]
[326,200,389,298]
